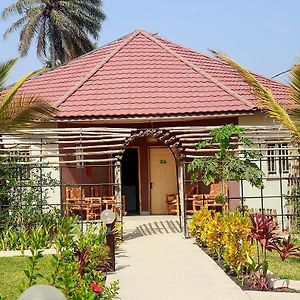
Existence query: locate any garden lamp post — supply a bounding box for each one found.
[100,209,116,271]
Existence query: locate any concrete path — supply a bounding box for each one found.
[107,216,299,300]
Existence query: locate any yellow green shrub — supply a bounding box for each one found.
[222,211,254,275]
[188,207,212,244]
[202,213,225,259]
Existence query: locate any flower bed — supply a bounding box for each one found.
[189,207,300,292]
[0,217,119,299]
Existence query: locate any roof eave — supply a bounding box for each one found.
[53,109,258,124]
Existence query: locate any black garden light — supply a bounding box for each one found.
[100,209,116,271]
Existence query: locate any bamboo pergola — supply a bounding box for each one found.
[0,125,298,237]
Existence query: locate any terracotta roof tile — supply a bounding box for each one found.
[16,30,291,119]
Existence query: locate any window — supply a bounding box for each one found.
[267,143,289,176]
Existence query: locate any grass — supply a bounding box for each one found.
[0,255,53,300]
[266,238,300,281]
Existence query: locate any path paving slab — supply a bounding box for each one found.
[108,216,252,300]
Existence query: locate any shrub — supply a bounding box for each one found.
[0,223,55,251]
[202,213,225,260]
[222,211,254,276]
[21,217,120,299]
[189,208,254,277]
[188,207,213,244]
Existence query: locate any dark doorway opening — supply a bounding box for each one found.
[121,148,140,214]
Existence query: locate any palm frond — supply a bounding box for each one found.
[0,67,43,115]
[290,63,300,106]
[19,10,42,56]
[2,0,39,20]
[37,16,47,58]
[0,59,17,91]
[0,95,57,132]
[0,59,57,132]
[212,51,300,140]
[3,16,27,39]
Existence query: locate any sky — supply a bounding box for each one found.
[0,0,299,84]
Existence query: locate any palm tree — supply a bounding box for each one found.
[0,59,56,132]
[2,0,106,68]
[212,51,300,142]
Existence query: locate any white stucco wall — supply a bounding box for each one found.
[238,113,290,229]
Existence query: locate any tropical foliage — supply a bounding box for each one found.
[213,51,300,142]
[188,124,264,204]
[247,213,300,290]
[2,0,106,67]
[21,218,119,299]
[0,59,56,131]
[190,208,300,290]
[189,208,254,277]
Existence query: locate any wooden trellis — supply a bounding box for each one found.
[0,125,298,236]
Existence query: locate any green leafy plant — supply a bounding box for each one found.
[50,218,119,299]
[0,224,54,251]
[188,124,264,206]
[0,151,60,231]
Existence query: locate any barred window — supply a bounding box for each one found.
[279,143,289,174]
[267,144,276,175]
[267,143,289,176]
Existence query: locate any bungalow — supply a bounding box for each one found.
[2,30,296,236]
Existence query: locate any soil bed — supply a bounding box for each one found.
[198,244,300,294]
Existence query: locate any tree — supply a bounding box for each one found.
[212,51,300,142]
[2,0,106,68]
[0,59,56,132]
[188,124,264,205]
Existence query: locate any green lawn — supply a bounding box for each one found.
[0,255,53,300]
[267,251,300,280]
[267,238,300,281]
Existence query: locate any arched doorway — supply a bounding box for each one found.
[121,129,181,215]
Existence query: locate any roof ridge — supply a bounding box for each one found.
[56,30,142,108]
[139,30,256,109]
[155,35,290,88]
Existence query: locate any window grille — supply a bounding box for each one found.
[267,143,289,176]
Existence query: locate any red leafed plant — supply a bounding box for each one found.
[248,212,300,290]
[250,212,277,250]
[270,235,300,261]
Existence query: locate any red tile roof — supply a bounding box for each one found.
[18,30,291,119]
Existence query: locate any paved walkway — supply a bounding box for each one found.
[107,216,299,300]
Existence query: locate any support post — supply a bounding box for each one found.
[114,161,122,224]
[178,161,188,238]
[106,223,115,271]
